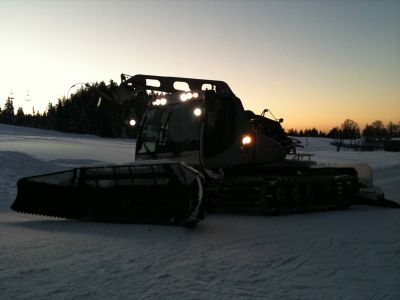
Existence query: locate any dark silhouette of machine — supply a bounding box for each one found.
[11,74,395,226]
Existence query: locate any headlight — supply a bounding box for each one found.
[241,134,252,145]
[180,93,188,101]
[193,108,202,117]
[181,92,200,101]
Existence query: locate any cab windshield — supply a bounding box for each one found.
[138,101,201,154]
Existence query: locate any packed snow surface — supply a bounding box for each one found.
[1,124,399,300]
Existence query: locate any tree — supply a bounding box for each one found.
[16,107,25,125]
[310,128,318,137]
[327,126,340,140]
[288,128,298,136]
[46,102,57,129]
[1,97,15,124]
[362,120,387,137]
[386,121,400,138]
[371,120,386,137]
[340,119,360,140]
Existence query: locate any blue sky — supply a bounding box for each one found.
[1,0,399,130]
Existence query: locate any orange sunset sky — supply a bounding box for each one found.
[1,0,399,132]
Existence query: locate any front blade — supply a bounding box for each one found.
[11,162,205,225]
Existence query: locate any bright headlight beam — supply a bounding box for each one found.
[193,108,202,117]
[180,93,188,101]
[242,135,252,145]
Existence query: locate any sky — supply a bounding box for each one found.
[0,0,399,131]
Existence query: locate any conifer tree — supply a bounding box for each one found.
[2,97,15,124]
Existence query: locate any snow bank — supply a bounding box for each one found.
[1,125,399,300]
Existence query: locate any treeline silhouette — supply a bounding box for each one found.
[288,118,400,140]
[0,81,138,138]
[1,83,399,140]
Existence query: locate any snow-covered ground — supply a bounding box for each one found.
[1,124,399,300]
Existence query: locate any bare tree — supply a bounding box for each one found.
[340,119,360,140]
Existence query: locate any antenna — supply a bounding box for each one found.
[261,108,284,123]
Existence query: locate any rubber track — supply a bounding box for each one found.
[205,173,356,215]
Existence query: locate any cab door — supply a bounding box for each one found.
[201,91,253,169]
